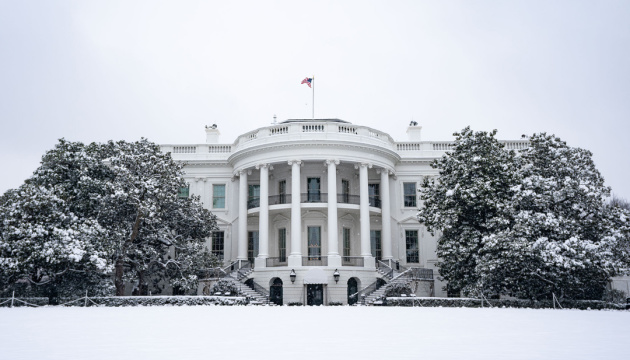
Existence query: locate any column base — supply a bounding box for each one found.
[254,257,267,269]
[363,256,376,269]
[288,255,302,268]
[327,254,342,267]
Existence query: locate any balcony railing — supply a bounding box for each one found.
[302,256,328,266]
[266,257,288,267]
[247,193,376,209]
[301,192,328,203]
[342,256,364,267]
[337,194,360,205]
[268,194,291,205]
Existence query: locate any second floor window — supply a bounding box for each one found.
[343,228,351,257]
[403,182,417,207]
[405,230,419,263]
[278,228,287,262]
[341,179,350,203]
[307,177,321,202]
[370,230,382,261]
[278,180,287,204]
[248,231,259,263]
[213,184,225,208]
[248,184,260,208]
[369,183,380,207]
[307,226,321,260]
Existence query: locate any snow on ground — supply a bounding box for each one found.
[1,306,628,360]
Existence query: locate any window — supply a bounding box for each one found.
[341,179,350,203]
[248,184,260,208]
[403,182,417,207]
[178,186,189,198]
[307,226,321,260]
[307,177,321,202]
[278,180,287,204]
[343,228,351,257]
[369,183,380,207]
[248,231,259,263]
[370,230,382,261]
[211,231,224,260]
[213,184,225,208]
[405,230,419,263]
[278,228,287,262]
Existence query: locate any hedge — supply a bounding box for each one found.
[384,297,627,310]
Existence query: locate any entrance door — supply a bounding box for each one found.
[306,284,324,306]
[347,278,358,305]
[270,278,283,305]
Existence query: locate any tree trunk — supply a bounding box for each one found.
[114,258,125,296]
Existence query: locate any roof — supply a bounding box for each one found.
[280,118,351,124]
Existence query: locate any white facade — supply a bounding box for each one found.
[162,119,529,304]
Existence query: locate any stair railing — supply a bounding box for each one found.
[377,260,394,280]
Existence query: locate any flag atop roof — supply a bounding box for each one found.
[301,77,313,88]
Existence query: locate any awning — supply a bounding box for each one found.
[303,268,328,284]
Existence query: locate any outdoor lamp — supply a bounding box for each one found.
[333,269,340,284]
[290,269,296,283]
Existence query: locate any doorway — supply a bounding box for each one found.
[306,284,324,306]
[270,278,283,305]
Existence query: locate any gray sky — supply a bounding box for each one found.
[1,0,629,199]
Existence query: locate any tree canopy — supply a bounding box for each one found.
[418,128,630,300]
[0,138,219,300]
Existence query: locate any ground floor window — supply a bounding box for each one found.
[278,228,287,262]
[307,226,321,260]
[370,230,382,261]
[212,231,224,260]
[343,228,351,257]
[248,231,259,263]
[405,230,419,263]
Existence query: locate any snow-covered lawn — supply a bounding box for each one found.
[1,306,628,360]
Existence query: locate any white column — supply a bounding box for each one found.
[237,170,250,261]
[288,160,302,267]
[358,163,372,257]
[257,164,270,264]
[380,169,393,260]
[326,160,341,267]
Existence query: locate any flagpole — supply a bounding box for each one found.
[312,75,315,120]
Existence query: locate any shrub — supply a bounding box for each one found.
[383,282,413,297]
[209,279,240,296]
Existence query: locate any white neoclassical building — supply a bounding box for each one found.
[162,119,529,305]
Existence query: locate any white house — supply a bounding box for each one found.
[161,119,530,305]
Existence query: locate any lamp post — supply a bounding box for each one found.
[290,269,296,284]
[333,269,340,284]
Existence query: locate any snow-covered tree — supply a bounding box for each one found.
[0,138,219,298]
[419,129,630,300]
[418,127,520,296]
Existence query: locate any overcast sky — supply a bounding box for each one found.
[1,0,629,199]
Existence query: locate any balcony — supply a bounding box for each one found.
[266,257,288,267]
[248,193,380,209]
[302,256,328,266]
[341,256,364,267]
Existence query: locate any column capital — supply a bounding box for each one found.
[255,163,273,170]
[354,162,372,170]
[376,168,394,176]
[287,160,302,166]
[324,159,340,166]
[235,169,252,177]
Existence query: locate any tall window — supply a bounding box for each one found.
[307,177,321,202]
[370,230,382,261]
[248,184,260,208]
[212,231,224,260]
[307,226,321,260]
[278,180,287,204]
[369,183,380,207]
[341,179,350,203]
[403,182,417,207]
[343,228,351,257]
[178,186,189,198]
[405,230,419,263]
[213,184,225,208]
[248,231,259,263]
[278,228,287,262]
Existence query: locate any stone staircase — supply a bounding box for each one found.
[224,274,271,305]
[364,274,410,305]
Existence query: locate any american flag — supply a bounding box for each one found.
[301,77,313,88]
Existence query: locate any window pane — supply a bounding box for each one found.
[212,231,224,260]
[248,231,259,263]
[178,186,189,198]
[307,178,320,202]
[278,228,286,262]
[405,230,419,263]
[307,226,321,260]
[370,230,382,261]
[369,184,380,207]
[343,228,351,257]
[213,184,225,208]
[403,182,417,207]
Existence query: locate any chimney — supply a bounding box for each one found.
[406,122,422,141]
[205,124,220,143]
